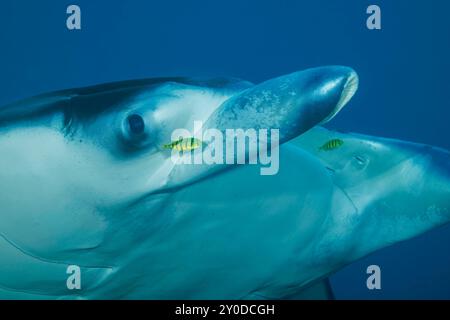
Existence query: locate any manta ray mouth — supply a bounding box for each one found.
[321,71,359,124]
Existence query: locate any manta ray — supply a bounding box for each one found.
[0,66,448,299]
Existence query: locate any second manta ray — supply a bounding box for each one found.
[0,66,448,299]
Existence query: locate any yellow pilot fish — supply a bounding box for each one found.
[163,137,203,152]
[319,138,344,151]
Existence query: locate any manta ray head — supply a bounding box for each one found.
[293,128,450,261]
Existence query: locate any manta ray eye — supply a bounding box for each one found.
[121,113,154,149]
[127,114,145,135]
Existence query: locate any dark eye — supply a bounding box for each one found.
[127,114,145,135]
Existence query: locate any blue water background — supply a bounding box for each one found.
[0,0,449,299]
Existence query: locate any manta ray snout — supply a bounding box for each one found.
[319,66,359,124]
[204,66,359,145]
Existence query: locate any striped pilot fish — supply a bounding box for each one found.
[163,137,203,152]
